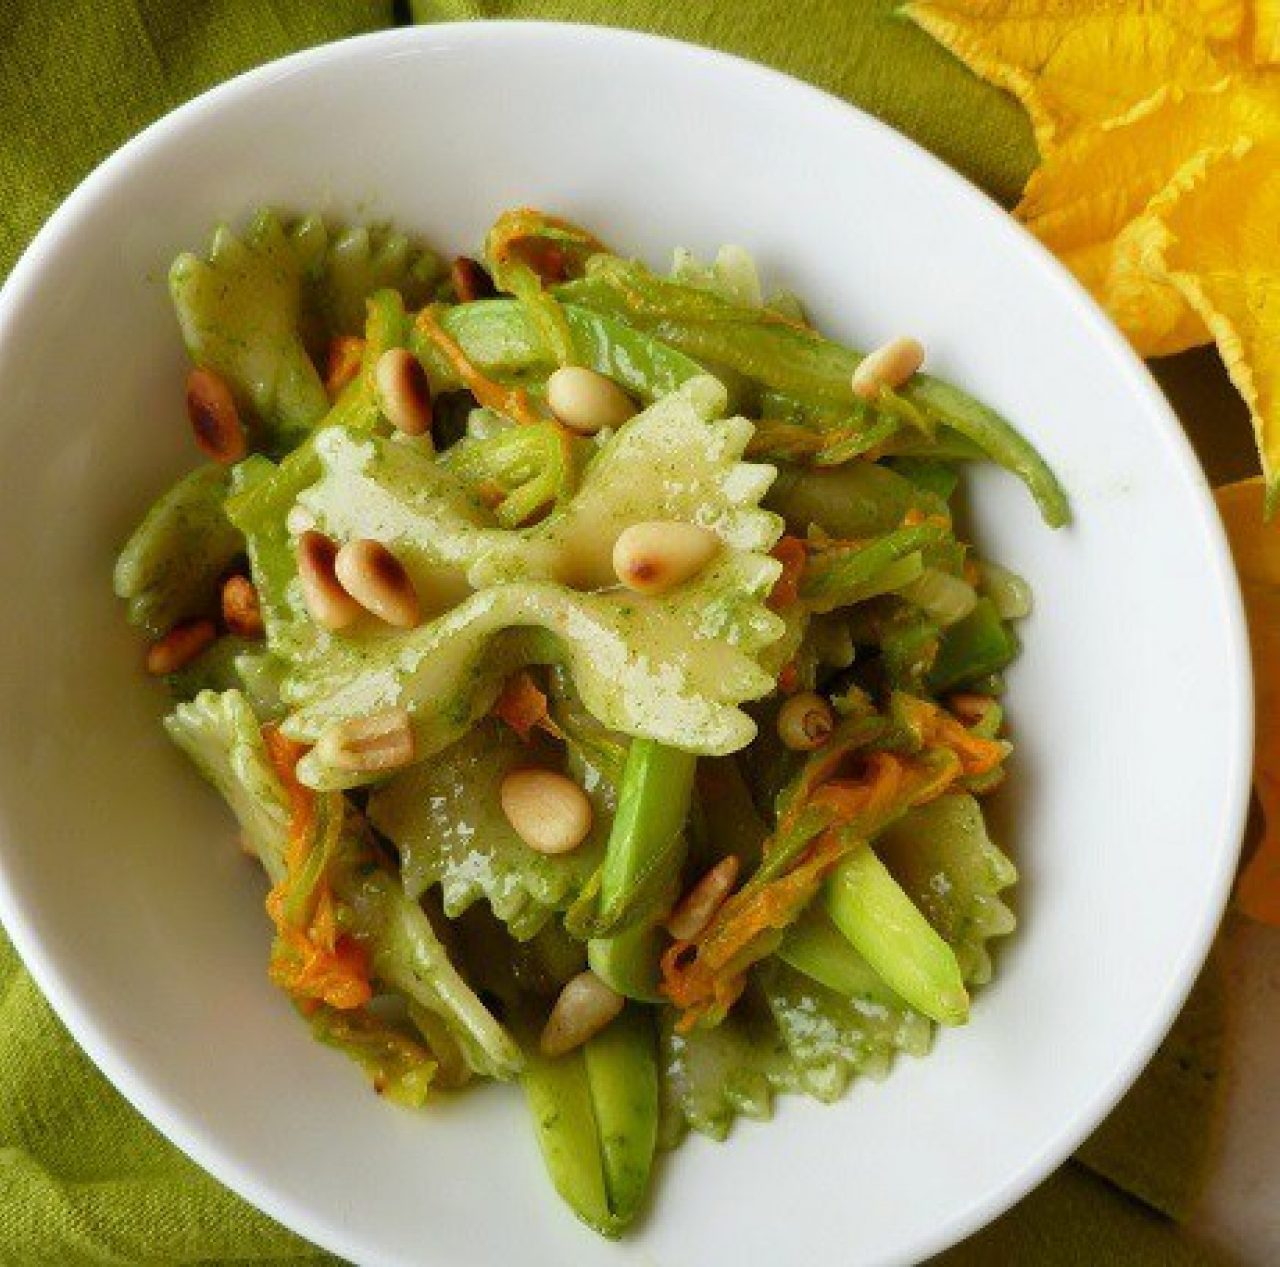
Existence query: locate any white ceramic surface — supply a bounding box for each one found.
[0,23,1252,1267]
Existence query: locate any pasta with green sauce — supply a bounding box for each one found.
[113,207,1065,1237]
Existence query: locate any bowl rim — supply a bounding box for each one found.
[0,20,1253,1267]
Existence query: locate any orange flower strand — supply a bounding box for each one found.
[768,535,808,611]
[896,694,1007,776]
[664,833,844,1030]
[492,670,563,743]
[415,308,542,426]
[262,726,373,1011]
[325,335,365,398]
[662,748,963,1029]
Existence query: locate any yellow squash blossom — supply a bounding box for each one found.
[906,0,1280,505]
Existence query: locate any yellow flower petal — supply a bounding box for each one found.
[908,0,1280,495]
[905,0,1247,149]
[1216,478,1280,925]
[1013,88,1213,353]
[1014,83,1273,354]
[1150,139,1280,506]
[1252,0,1280,64]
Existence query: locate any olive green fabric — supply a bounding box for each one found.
[0,1,1238,1263]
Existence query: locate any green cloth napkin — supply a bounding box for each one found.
[0,1,1238,1263]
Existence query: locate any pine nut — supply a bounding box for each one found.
[186,367,247,464]
[145,618,216,675]
[316,708,415,774]
[451,256,496,302]
[546,366,637,435]
[777,691,835,751]
[221,574,265,639]
[539,971,624,1056]
[665,856,741,941]
[499,768,593,855]
[297,531,362,631]
[375,348,434,440]
[949,692,997,727]
[850,336,925,400]
[334,539,422,629]
[612,521,720,594]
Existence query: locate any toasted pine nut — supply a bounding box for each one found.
[316,708,415,774]
[666,856,741,941]
[186,367,246,464]
[326,335,365,397]
[451,256,496,302]
[613,521,720,595]
[145,618,216,676]
[221,574,265,639]
[335,539,422,629]
[546,366,637,435]
[375,348,434,440]
[500,769,593,855]
[777,691,835,751]
[540,971,624,1056]
[297,531,362,631]
[850,336,925,400]
[949,692,997,726]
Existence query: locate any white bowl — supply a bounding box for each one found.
[0,23,1251,1267]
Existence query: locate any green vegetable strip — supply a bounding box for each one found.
[559,267,862,404]
[888,458,961,501]
[777,908,908,1008]
[441,422,575,527]
[324,288,409,432]
[597,740,697,934]
[907,376,1069,528]
[800,524,946,613]
[588,922,666,1003]
[768,461,948,539]
[583,1007,659,1228]
[927,597,1020,693]
[813,414,901,465]
[883,429,988,462]
[881,612,944,694]
[411,300,705,405]
[823,845,969,1025]
[839,552,925,607]
[521,1045,618,1238]
[483,209,608,367]
[492,268,576,368]
[226,453,317,646]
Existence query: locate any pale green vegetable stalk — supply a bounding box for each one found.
[596,740,697,934]
[583,1008,659,1226]
[823,846,969,1026]
[520,1005,658,1237]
